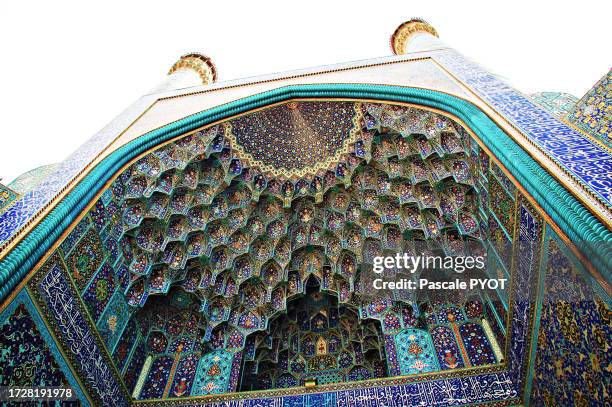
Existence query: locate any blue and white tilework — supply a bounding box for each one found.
[32,254,130,406]
[435,50,612,208]
[507,198,542,393]
[193,372,516,406]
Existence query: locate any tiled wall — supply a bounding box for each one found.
[0,80,609,406]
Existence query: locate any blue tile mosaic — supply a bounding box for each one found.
[435,50,612,208]
[30,253,130,406]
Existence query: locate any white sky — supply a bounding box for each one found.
[0,0,610,183]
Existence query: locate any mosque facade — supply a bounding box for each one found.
[0,19,610,407]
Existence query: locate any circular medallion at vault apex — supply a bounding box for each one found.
[225,101,362,177]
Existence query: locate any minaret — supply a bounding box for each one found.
[153,52,217,91]
[390,18,442,55]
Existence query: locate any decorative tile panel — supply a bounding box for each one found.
[169,353,200,398]
[530,228,610,406]
[566,69,611,149]
[529,92,578,118]
[113,319,138,373]
[0,290,88,405]
[97,290,130,353]
[82,261,116,321]
[124,339,146,394]
[0,183,18,214]
[140,355,174,399]
[65,227,105,292]
[29,253,130,406]
[506,196,543,396]
[191,350,234,396]
[394,329,440,375]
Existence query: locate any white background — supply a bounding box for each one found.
[0,0,609,183]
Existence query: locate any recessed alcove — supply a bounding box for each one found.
[74,101,510,399]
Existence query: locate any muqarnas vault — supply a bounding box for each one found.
[0,19,610,407]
